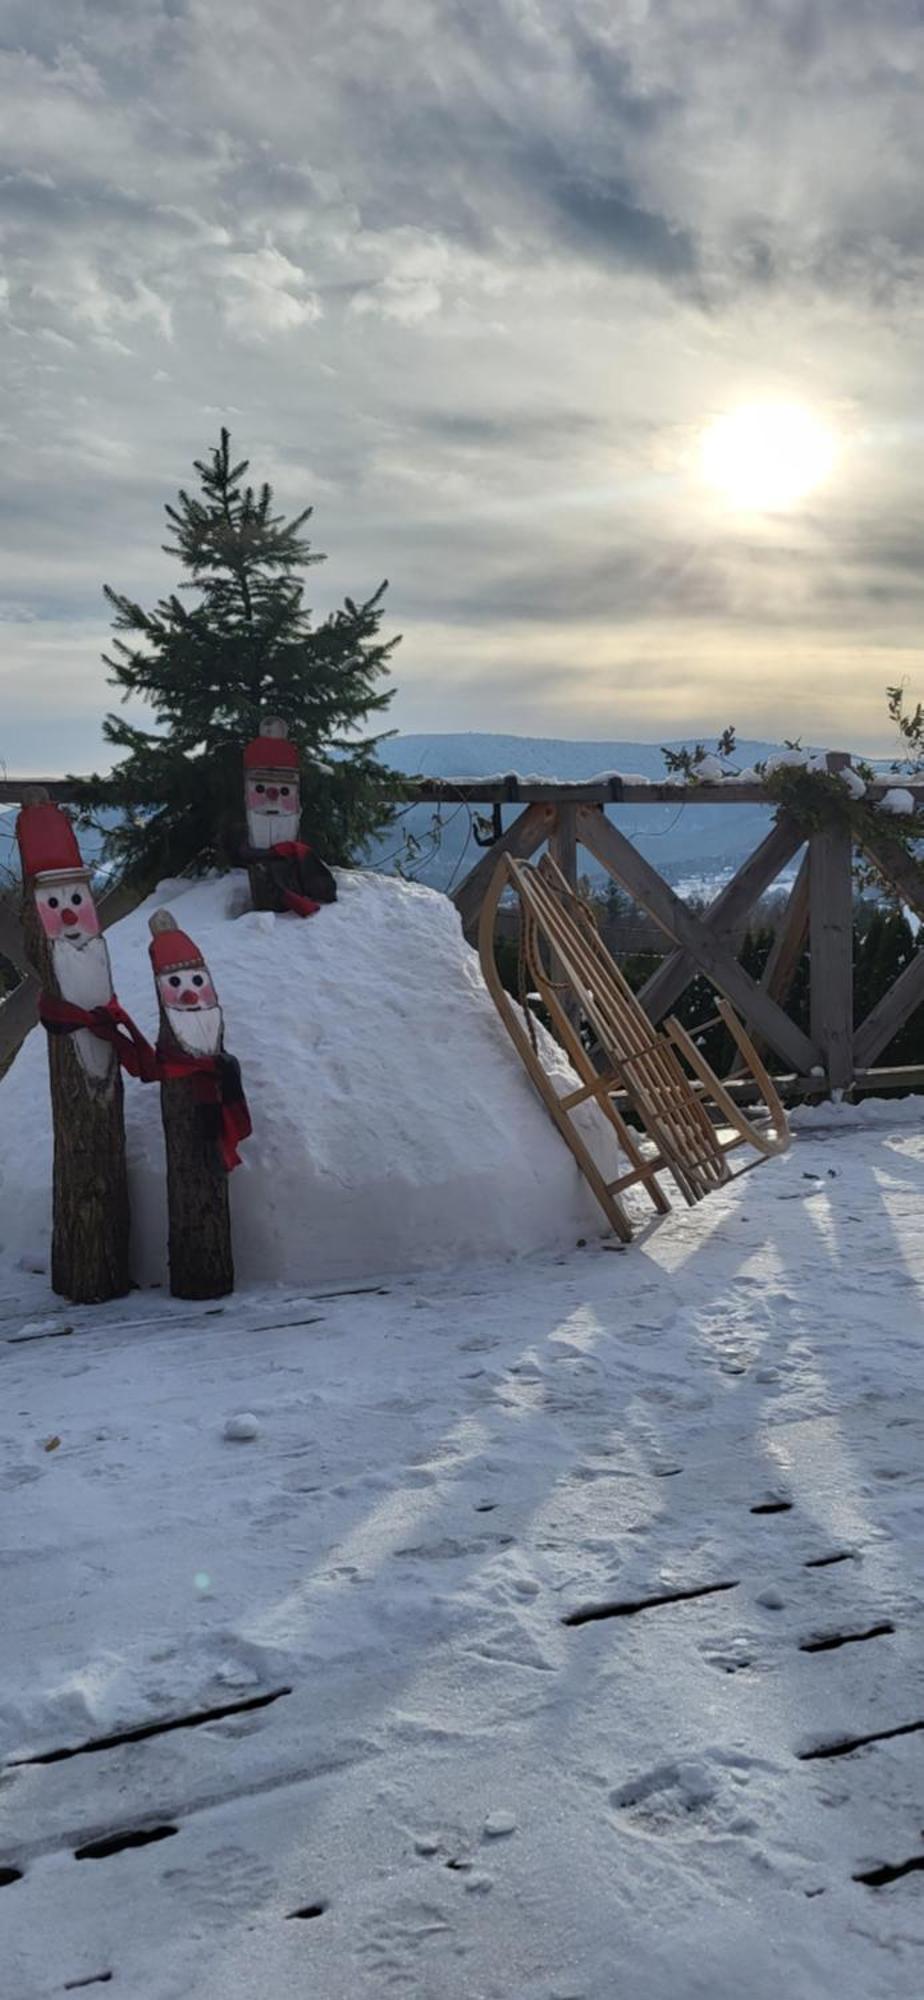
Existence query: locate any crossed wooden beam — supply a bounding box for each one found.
[4,786,924,1090]
[452,794,924,1090]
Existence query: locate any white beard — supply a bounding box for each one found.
[51,932,115,1083]
[246,804,300,849]
[166,1003,224,1058]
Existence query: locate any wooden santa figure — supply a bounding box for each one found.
[148,909,250,1299]
[240,718,337,916]
[16,794,130,1303]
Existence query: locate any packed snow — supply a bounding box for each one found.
[0,870,623,1289]
[5,865,924,1996]
[3,1112,924,1997]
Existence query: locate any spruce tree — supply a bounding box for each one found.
[72,431,400,887]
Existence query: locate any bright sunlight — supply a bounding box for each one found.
[700,402,838,511]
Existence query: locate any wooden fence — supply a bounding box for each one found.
[3,761,924,1097]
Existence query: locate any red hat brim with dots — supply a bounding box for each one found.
[149,927,206,977]
[244,735,299,772]
[16,802,88,884]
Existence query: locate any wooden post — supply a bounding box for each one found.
[549,803,578,893]
[242,718,336,915]
[149,910,236,1300]
[15,796,130,1304]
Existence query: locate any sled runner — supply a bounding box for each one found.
[479,851,790,1242]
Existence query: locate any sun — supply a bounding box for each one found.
[700,402,837,511]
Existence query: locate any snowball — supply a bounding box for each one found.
[877,787,915,816]
[483,1811,517,1838]
[223,1412,260,1442]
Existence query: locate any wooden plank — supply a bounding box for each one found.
[638,815,804,1023]
[0,969,40,1071]
[0,891,31,977]
[762,849,811,1011]
[549,803,578,891]
[858,828,924,925]
[853,947,924,1069]
[453,802,555,938]
[574,804,820,1075]
[0,779,78,803]
[728,848,810,1075]
[4,773,923,808]
[0,778,763,806]
[809,825,854,1091]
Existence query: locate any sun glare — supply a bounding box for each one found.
[700,402,837,511]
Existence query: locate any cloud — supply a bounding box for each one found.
[2,0,924,768]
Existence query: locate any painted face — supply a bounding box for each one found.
[35,877,101,943]
[157,968,218,1012]
[245,774,300,817]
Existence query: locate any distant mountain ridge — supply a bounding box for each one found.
[375,731,789,891]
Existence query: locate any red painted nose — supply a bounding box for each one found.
[267,786,279,801]
[61,909,79,927]
[180,990,199,1006]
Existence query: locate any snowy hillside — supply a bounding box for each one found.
[0,869,623,1288]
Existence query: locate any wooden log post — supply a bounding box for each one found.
[15,796,130,1303]
[148,910,246,1300]
[241,718,336,917]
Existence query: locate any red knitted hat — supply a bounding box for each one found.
[16,801,87,884]
[244,736,299,772]
[149,923,205,977]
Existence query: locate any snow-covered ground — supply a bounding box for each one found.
[4,1106,924,1999]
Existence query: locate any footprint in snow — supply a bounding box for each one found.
[610,1758,758,1839]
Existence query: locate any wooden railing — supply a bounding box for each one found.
[3,763,924,1097]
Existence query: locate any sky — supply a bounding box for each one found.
[2,0,924,775]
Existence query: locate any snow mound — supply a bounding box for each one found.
[0,869,623,1287]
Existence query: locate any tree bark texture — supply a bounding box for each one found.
[22,901,131,1304]
[156,1009,234,1300]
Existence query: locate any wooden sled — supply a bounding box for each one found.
[478,851,790,1242]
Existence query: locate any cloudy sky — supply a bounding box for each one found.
[2,0,924,774]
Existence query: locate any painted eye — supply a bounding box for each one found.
[48,896,59,910]
[169,975,181,989]
[255,783,265,794]
[280,786,290,797]
[71,892,83,906]
[192,973,204,988]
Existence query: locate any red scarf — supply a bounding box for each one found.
[39,994,252,1171]
[269,841,321,918]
